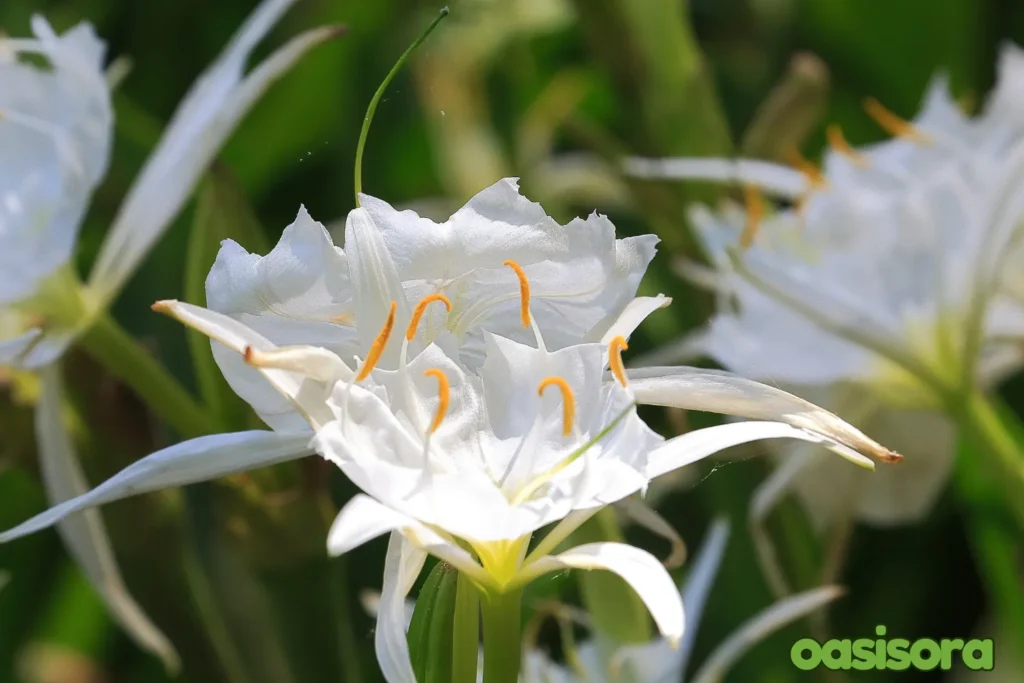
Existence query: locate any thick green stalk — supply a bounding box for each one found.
[452,573,480,683]
[480,588,522,683]
[954,392,1024,531]
[78,311,218,439]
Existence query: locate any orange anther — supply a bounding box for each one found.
[783,147,827,189]
[423,368,450,434]
[504,260,531,328]
[356,301,397,381]
[538,376,575,437]
[740,185,764,250]
[406,293,452,341]
[826,124,868,167]
[863,98,931,144]
[609,336,629,388]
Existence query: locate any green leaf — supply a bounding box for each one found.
[408,562,459,683]
[183,163,269,430]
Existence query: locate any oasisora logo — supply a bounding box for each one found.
[791,626,994,672]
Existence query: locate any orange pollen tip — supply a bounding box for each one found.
[406,293,453,341]
[826,124,868,167]
[423,368,450,434]
[863,98,931,144]
[783,147,827,189]
[740,185,764,250]
[151,301,171,313]
[608,336,629,387]
[503,259,531,328]
[356,300,397,381]
[538,376,575,437]
[243,346,256,364]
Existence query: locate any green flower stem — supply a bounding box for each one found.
[452,573,481,683]
[480,588,522,683]
[954,391,1024,531]
[78,311,219,439]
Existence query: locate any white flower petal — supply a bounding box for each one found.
[688,586,844,683]
[375,532,425,683]
[623,157,808,199]
[327,494,489,584]
[0,430,312,544]
[88,0,340,302]
[0,17,111,303]
[646,420,874,482]
[36,364,179,671]
[154,300,334,429]
[678,519,730,674]
[344,207,410,368]
[593,294,671,345]
[521,542,684,646]
[628,366,900,465]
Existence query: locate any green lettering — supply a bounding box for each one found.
[887,639,911,671]
[822,639,852,670]
[940,639,963,670]
[962,639,993,671]
[791,639,821,671]
[911,639,941,671]
[851,639,875,671]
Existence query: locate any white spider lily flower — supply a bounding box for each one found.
[1,0,342,367]
[204,178,659,431]
[622,45,1024,537]
[0,286,899,683]
[0,0,338,668]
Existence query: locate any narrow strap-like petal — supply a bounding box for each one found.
[0,430,312,544]
[88,0,341,303]
[688,586,844,683]
[36,364,179,671]
[678,518,730,674]
[375,533,426,683]
[623,156,808,199]
[628,366,900,465]
[519,542,684,646]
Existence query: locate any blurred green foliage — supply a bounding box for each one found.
[2,0,1024,681]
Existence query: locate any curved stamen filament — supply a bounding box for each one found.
[740,185,764,250]
[406,293,452,341]
[863,97,932,144]
[826,124,868,167]
[423,368,450,434]
[356,301,397,381]
[609,336,629,387]
[504,260,531,328]
[538,376,575,437]
[783,147,827,189]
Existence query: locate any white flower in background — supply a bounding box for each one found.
[623,42,1024,594]
[0,0,340,668]
[517,521,842,683]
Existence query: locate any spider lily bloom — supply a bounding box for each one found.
[203,177,659,432]
[623,46,1024,592]
[0,275,898,682]
[516,521,842,683]
[0,0,340,668]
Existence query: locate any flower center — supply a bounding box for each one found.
[538,376,576,437]
[863,97,932,144]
